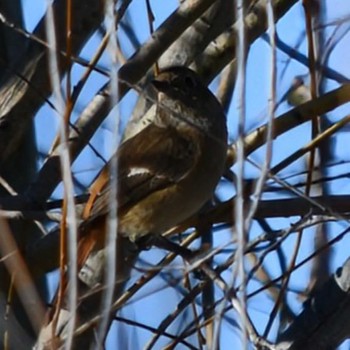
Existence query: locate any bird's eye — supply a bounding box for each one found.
[170,77,181,90]
[184,75,197,88]
[171,74,197,94]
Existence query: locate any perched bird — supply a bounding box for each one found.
[77,66,228,267]
[37,66,228,348]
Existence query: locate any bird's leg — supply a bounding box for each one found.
[135,234,193,258]
[152,235,195,259]
[132,234,154,251]
[135,235,209,280]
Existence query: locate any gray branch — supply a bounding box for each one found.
[277,258,350,350]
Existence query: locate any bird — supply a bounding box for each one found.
[37,66,228,348]
[76,66,228,269]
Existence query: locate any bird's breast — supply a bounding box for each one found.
[119,136,226,242]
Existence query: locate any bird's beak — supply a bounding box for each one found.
[151,79,170,92]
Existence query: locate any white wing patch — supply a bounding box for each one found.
[127,167,152,177]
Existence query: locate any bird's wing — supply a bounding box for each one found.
[85,124,200,223]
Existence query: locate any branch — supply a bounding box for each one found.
[277,257,350,350]
[0,0,104,164]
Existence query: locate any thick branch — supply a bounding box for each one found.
[277,258,350,350]
[0,0,104,164]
